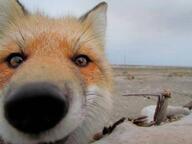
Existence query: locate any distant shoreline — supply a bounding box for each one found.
[112,65,192,70]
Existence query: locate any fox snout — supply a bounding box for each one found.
[4,82,69,134]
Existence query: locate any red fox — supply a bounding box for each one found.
[0,0,113,144]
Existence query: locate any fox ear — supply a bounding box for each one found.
[15,0,28,14]
[80,2,108,42]
[0,0,28,35]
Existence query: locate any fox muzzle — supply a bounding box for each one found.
[4,82,69,134]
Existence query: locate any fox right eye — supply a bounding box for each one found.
[73,55,91,67]
[6,53,25,68]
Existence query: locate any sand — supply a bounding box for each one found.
[111,66,192,121]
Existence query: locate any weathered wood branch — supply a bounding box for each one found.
[122,90,171,125]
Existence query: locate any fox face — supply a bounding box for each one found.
[0,1,113,144]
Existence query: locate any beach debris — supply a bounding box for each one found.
[127,74,135,80]
[93,90,191,142]
[123,89,171,126]
[93,117,126,141]
[183,101,192,110]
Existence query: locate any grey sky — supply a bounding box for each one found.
[20,0,192,66]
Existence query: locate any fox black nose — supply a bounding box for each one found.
[4,82,69,134]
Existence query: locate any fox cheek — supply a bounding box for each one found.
[0,64,14,89]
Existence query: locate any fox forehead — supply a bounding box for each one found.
[0,16,104,60]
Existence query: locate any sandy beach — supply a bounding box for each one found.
[111,66,192,121]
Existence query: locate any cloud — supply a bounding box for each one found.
[106,0,192,66]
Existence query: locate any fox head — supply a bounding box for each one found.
[0,0,113,144]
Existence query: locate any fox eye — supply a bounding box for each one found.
[6,53,25,68]
[73,55,91,67]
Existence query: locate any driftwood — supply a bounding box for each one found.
[93,90,192,144]
[183,101,192,110]
[122,90,171,125]
[93,113,192,144]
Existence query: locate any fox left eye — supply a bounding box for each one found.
[6,53,25,68]
[73,55,91,67]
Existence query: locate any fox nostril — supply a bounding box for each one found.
[4,83,69,134]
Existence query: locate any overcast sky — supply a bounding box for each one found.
[20,0,192,67]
